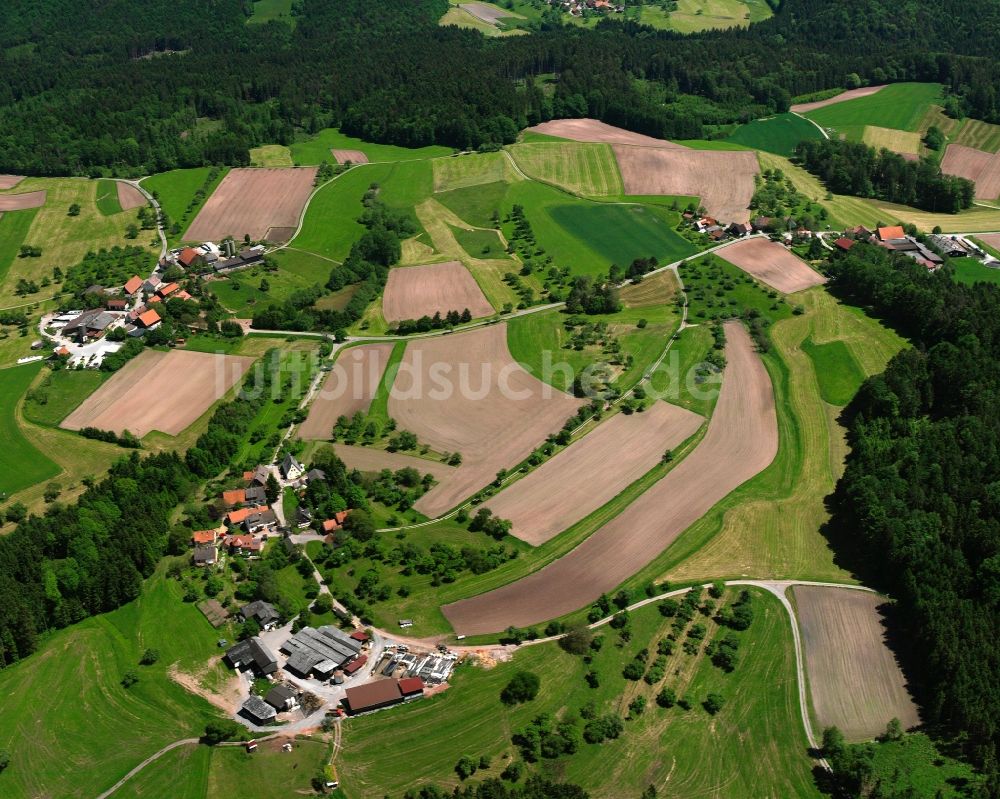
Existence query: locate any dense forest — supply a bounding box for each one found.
[6,0,1000,173]
[795,139,976,213]
[826,244,1000,782]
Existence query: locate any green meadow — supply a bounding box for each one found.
[290,128,451,167]
[0,362,60,496]
[22,368,109,427]
[726,112,824,156]
[95,178,124,215]
[805,82,943,138]
[141,167,229,245]
[801,336,866,405]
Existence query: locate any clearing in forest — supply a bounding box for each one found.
[183,167,317,241]
[382,260,494,323]
[794,585,921,741]
[298,343,396,440]
[388,323,583,518]
[443,322,777,634]
[484,401,704,546]
[507,142,624,196]
[716,237,827,293]
[61,350,254,438]
[613,145,759,222]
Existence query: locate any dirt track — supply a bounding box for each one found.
[526,119,687,148]
[442,322,777,634]
[116,182,146,211]
[790,85,887,114]
[793,585,920,741]
[332,444,457,483]
[0,175,24,190]
[941,143,1000,200]
[484,401,703,545]
[0,189,46,211]
[383,261,494,322]
[184,167,317,241]
[331,149,369,165]
[61,350,254,437]
[717,238,827,293]
[298,343,395,439]
[612,145,759,222]
[388,324,583,517]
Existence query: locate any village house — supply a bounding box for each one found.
[193,543,218,567]
[237,600,281,631]
[142,274,162,293]
[244,465,271,487]
[281,454,305,482]
[264,684,299,713]
[223,533,264,556]
[241,694,277,725]
[342,676,425,716]
[928,234,970,258]
[135,308,161,330]
[178,247,204,270]
[224,636,279,676]
[834,237,856,252]
[280,625,362,680]
[62,309,118,342]
[322,510,350,536]
[123,275,143,296]
[106,298,127,311]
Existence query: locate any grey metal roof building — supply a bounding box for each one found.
[279,625,361,678]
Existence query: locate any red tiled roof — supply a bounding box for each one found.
[175,290,192,300]
[343,655,368,675]
[147,295,162,304]
[192,530,216,544]
[56,346,70,356]
[350,630,369,642]
[158,282,180,297]
[178,247,201,266]
[877,225,906,241]
[835,237,855,251]
[124,275,143,294]
[398,677,425,696]
[322,519,340,533]
[137,309,161,327]
[227,505,269,525]
[222,489,246,506]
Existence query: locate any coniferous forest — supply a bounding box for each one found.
[5,0,1000,174]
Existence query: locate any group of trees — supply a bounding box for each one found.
[825,242,1000,778]
[795,139,975,213]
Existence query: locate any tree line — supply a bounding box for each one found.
[825,242,1000,783]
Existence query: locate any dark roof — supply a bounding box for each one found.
[245,485,267,504]
[225,636,278,674]
[344,679,403,713]
[241,694,276,722]
[240,600,279,626]
[264,683,298,709]
[306,468,326,483]
[280,625,361,671]
[193,544,217,564]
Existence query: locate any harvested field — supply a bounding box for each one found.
[389,324,583,517]
[977,233,1000,251]
[298,343,395,440]
[383,260,494,322]
[0,175,24,190]
[794,585,920,741]
[115,181,146,211]
[264,226,296,243]
[716,238,827,293]
[525,119,687,148]
[861,125,921,156]
[620,269,680,308]
[790,85,887,114]
[61,350,254,438]
[940,143,1000,200]
[0,190,46,211]
[183,167,317,241]
[443,322,777,634]
[331,149,369,165]
[460,2,523,24]
[507,142,623,197]
[484,401,704,546]
[613,145,759,223]
[332,444,457,484]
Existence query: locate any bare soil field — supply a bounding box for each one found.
[613,146,759,222]
[443,322,778,634]
[977,232,1000,250]
[460,2,523,23]
[331,444,457,483]
[183,167,317,241]
[717,238,827,293]
[298,343,395,440]
[388,324,583,517]
[383,260,494,322]
[331,149,370,165]
[0,190,47,211]
[526,119,687,149]
[0,175,25,190]
[793,585,920,741]
[790,85,887,114]
[116,181,146,211]
[940,143,1000,200]
[484,401,704,546]
[264,226,296,243]
[61,350,254,438]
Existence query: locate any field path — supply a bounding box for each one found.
[442,321,778,634]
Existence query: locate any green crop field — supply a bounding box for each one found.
[436,180,511,228]
[949,257,1000,286]
[0,362,60,496]
[290,128,451,167]
[805,82,943,136]
[95,178,124,215]
[366,340,406,430]
[432,151,515,192]
[0,568,224,799]
[22,368,108,427]
[451,226,509,260]
[507,142,624,197]
[0,207,38,288]
[801,336,866,405]
[339,588,817,799]
[726,112,824,156]
[141,167,229,246]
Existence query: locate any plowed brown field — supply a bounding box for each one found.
[383,261,494,322]
[484,401,704,546]
[0,175,24,190]
[790,85,887,113]
[331,149,369,165]
[526,119,687,149]
[794,586,920,741]
[331,444,457,484]
[443,322,777,634]
[298,343,395,440]
[116,182,146,211]
[387,324,583,517]
[940,143,1000,200]
[0,190,46,211]
[184,167,317,241]
[717,238,827,293]
[61,350,254,437]
[612,146,759,223]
